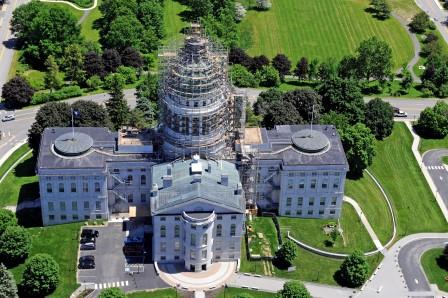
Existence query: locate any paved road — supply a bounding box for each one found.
[398,238,447,292]
[422,149,448,213]
[415,0,448,43]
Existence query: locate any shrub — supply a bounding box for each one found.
[31,85,83,105]
[230,64,258,87]
[255,65,280,87]
[117,66,137,84]
[2,76,35,108]
[0,263,17,298]
[98,287,126,298]
[0,209,17,236]
[337,250,369,288]
[86,75,103,90]
[417,101,448,138]
[409,12,431,33]
[275,240,298,266]
[21,254,59,297]
[0,226,31,266]
[277,281,311,298]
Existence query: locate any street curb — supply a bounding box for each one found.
[0,139,27,167]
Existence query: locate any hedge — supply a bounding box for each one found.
[31,86,83,105]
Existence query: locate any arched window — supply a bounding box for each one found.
[140,175,146,185]
[230,224,236,236]
[202,234,207,245]
[160,225,166,238]
[94,182,100,192]
[190,234,196,246]
[174,225,180,238]
[58,183,64,192]
[47,183,52,193]
[216,224,222,237]
[71,182,76,192]
[127,175,133,184]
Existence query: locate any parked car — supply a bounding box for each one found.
[80,236,96,244]
[80,242,96,250]
[78,255,95,269]
[393,107,407,117]
[81,229,99,238]
[1,114,15,122]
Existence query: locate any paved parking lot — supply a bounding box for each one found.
[77,223,167,293]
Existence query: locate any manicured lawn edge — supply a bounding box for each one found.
[421,248,448,292]
[0,143,31,181]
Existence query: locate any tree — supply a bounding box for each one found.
[189,0,213,19]
[308,58,319,81]
[71,100,112,128]
[355,37,392,82]
[135,72,159,127]
[98,287,126,298]
[0,226,31,266]
[44,55,62,92]
[105,74,130,130]
[337,55,358,79]
[28,102,71,154]
[318,77,365,124]
[137,0,164,39]
[262,100,302,129]
[320,111,350,131]
[229,47,253,69]
[277,281,311,298]
[128,109,147,129]
[256,0,272,10]
[340,123,376,178]
[364,98,394,140]
[294,57,309,81]
[272,54,291,81]
[400,65,413,92]
[337,250,369,288]
[21,254,59,297]
[422,53,448,97]
[117,66,137,84]
[370,0,391,20]
[235,2,247,22]
[2,76,34,108]
[250,55,270,73]
[0,210,17,236]
[409,12,431,33]
[84,51,105,78]
[103,15,145,52]
[253,88,283,116]
[230,64,259,87]
[417,101,448,138]
[120,47,144,69]
[0,263,17,298]
[62,44,86,85]
[102,49,122,74]
[255,65,281,87]
[282,89,323,123]
[317,58,337,81]
[86,75,103,90]
[98,0,138,28]
[275,240,298,266]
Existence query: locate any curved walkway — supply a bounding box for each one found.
[392,12,422,83]
[39,0,98,11]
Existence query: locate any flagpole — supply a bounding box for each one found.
[71,108,75,138]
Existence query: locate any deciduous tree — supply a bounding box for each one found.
[0,226,31,266]
[409,12,431,33]
[21,254,59,297]
[417,101,448,138]
[272,53,291,81]
[230,64,258,87]
[294,57,309,81]
[355,37,392,82]
[102,49,122,74]
[84,51,105,78]
[275,240,298,266]
[62,44,86,85]
[120,47,144,69]
[337,250,369,288]
[44,55,63,92]
[255,65,280,87]
[2,76,34,109]
[277,281,311,298]
[364,98,394,140]
[0,210,17,236]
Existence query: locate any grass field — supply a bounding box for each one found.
[238,0,413,69]
[369,123,448,236]
[163,0,187,42]
[11,222,83,298]
[80,0,102,42]
[0,144,30,180]
[345,174,393,245]
[419,135,448,154]
[388,0,420,19]
[215,287,275,298]
[0,152,38,208]
[42,2,84,20]
[127,288,178,298]
[421,248,448,292]
[247,217,279,257]
[278,203,376,254]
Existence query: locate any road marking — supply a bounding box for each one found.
[440,176,443,181]
[125,280,129,286]
[98,284,102,289]
[94,284,98,290]
[112,282,115,287]
[120,281,124,286]
[1,5,7,11]
[414,278,419,284]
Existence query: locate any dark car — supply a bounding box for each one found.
[78,255,95,269]
[80,242,96,250]
[81,229,99,238]
[80,236,96,244]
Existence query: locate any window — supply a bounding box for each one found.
[309,198,315,206]
[160,225,166,238]
[160,256,166,260]
[312,172,317,176]
[72,214,79,220]
[288,179,293,189]
[330,210,336,215]
[202,225,208,230]
[307,210,313,215]
[127,194,133,203]
[72,201,78,211]
[202,234,207,245]
[96,214,102,219]
[58,176,63,180]
[160,242,166,252]
[202,250,207,259]
[49,215,55,221]
[175,216,180,221]
[190,250,196,260]
[84,201,89,210]
[299,181,305,189]
[174,240,181,251]
[61,215,67,220]
[216,224,222,237]
[322,180,328,189]
[229,254,234,259]
[335,172,340,176]
[83,182,88,192]
[94,182,100,193]
[174,256,180,260]
[60,201,66,211]
[286,197,292,207]
[297,197,303,206]
[46,176,51,181]
[333,179,340,189]
[127,175,133,185]
[331,197,337,206]
[160,217,166,221]
[320,197,326,206]
[194,101,198,107]
[127,169,133,172]
[59,183,64,192]
[95,201,101,211]
[141,193,146,203]
[217,215,222,220]
[191,225,196,230]
[190,234,196,246]
[285,210,291,216]
[48,202,54,211]
[230,242,235,249]
[319,210,324,215]
[140,175,146,185]
[174,225,180,238]
[296,210,302,216]
[47,183,52,193]
[71,183,76,193]
[215,256,221,260]
[230,224,236,236]
[231,215,236,220]
[310,179,316,189]
[84,215,90,220]
[113,169,120,174]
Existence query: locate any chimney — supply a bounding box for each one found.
[167,164,172,176]
[163,175,172,188]
[221,173,228,186]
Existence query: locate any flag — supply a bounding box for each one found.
[73,109,81,119]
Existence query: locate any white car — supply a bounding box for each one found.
[393,107,407,117]
[1,114,15,122]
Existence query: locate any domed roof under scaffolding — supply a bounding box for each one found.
[54,132,93,157]
[291,129,330,154]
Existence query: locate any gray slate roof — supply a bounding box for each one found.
[250,125,348,167]
[151,159,245,215]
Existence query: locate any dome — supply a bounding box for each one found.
[54,132,93,156]
[291,129,330,154]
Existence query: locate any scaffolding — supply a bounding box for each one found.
[158,23,236,159]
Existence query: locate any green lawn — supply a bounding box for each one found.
[442,156,448,165]
[0,144,31,180]
[419,134,448,154]
[345,174,393,245]
[215,287,275,298]
[388,0,420,19]
[369,123,448,236]
[421,248,448,292]
[11,222,83,298]
[278,203,376,254]
[247,216,279,257]
[238,0,413,69]
[163,0,187,42]
[0,152,38,208]
[127,288,178,298]
[42,2,84,20]
[80,0,102,42]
